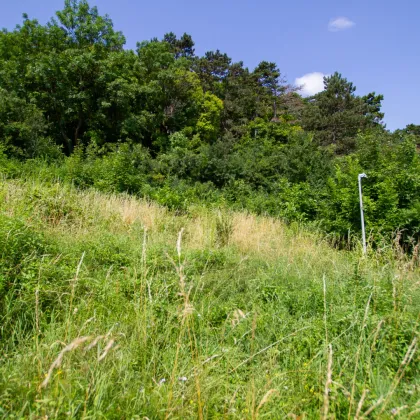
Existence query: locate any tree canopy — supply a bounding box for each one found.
[302,72,384,153]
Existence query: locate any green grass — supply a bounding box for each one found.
[0,178,419,419]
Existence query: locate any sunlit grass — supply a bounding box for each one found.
[0,178,419,418]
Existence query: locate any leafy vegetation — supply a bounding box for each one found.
[1,2,420,417]
[0,178,420,418]
[0,0,419,248]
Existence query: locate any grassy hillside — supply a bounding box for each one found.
[0,178,419,419]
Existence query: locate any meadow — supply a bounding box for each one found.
[1,177,419,418]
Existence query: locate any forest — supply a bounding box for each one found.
[1,0,419,247]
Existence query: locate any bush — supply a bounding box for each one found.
[319,132,420,246]
[0,89,62,159]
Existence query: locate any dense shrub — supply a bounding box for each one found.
[319,131,420,246]
[2,128,419,249]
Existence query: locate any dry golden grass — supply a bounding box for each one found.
[184,213,215,250]
[231,212,287,255]
[2,178,417,286]
[83,191,167,231]
[0,179,354,267]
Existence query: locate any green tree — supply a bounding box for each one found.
[194,50,231,96]
[0,89,52,158]
[163,32,195,59]
[404,124,420,137]
[253,61,281,119]
[396,124,420,151]
[54,0,125,51]
[302,72,384,154]
[222,62,257,135]
[0,1,129,154]
[253,61,297,121]
[196,92,224,143]
[137,40,204,149]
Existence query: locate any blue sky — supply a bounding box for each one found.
[1,0,419,130]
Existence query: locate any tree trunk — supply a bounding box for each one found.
[74,117,83,147]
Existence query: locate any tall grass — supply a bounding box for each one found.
[0,178,419,418]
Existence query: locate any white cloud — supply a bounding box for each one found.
[328,17,355,32]
[295,72,326,96]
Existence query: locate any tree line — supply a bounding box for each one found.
[1,0,419,248]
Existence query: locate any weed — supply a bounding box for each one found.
[0,178,419,418]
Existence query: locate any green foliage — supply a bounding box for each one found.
[1,2,420,416]
[28,183,84,225]
[163,32,195,59]
[55,0,126,50]
[0,0,419,249]
[0,214,48,296]
[0,178,419,418]
[0,89,59,159]
[196,92,223,143]
[302,72,384,154]
[194,49,231,95]
[318,131,420,246]
[58,143,154,193]
[0,215,59,340]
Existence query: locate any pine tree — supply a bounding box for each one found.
[302,72,384,154]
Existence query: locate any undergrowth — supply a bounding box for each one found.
[0,178,419,419]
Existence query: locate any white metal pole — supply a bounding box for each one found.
[358,173,367,254]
